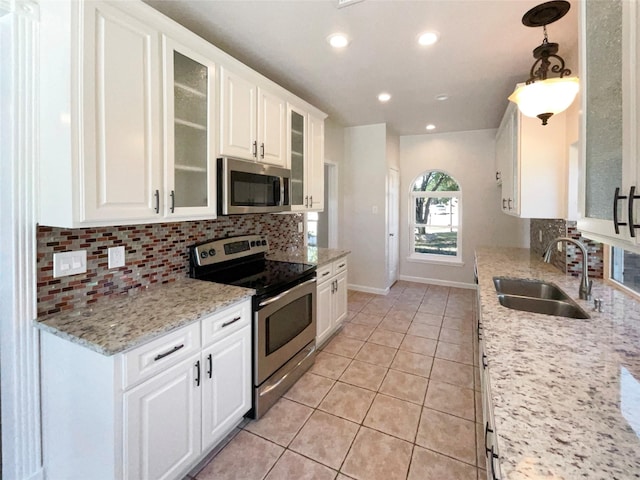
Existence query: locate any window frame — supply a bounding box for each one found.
[408,171,463,266]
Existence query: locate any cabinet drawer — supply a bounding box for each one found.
[333,257,348,275]
[122,322,200,390]
[316,264,334,284]
[201,300,251,348]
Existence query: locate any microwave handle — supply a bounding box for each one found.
[278,176,284,206]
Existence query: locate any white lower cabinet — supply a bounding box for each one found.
[478,325,502,480]
[124,354,201,480]
[316,257,348,346]
[41,299,251,480]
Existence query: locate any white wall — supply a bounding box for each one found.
[324,118,345,247]
[343,123,390,292]
[400,129,529,287]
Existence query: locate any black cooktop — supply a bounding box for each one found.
[189,235,316,297]
[195,258,315,295]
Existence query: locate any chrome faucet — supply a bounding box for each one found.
[542,237,592,300]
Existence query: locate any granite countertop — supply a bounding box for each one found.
[35,278,255,356]
[267,246,350,266]
[475,247,640,479]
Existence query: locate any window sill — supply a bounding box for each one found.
[407,255,465,267]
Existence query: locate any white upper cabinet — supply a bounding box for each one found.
[287,104,324,212]
[578,0,640,251]
[39,0,324,227]
[163,36,217,219]
[220,67,287,167]
[495,102,567,218]
[40,0,163,227]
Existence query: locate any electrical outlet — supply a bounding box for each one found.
[538,230,542,242]
[298,222,304,233]
[53,250,87,278]
[108,246,125,269]
[557,242,563,252]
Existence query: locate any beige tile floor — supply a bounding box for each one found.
[189,281,486,480]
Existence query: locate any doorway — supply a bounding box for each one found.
[307,163,338,248]
[387,169,400,288]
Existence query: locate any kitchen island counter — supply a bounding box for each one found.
[35,278,254,356]
[476,246,640,479]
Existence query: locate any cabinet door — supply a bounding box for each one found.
[163,37,217,218]
[579,0,632,245]
[201,326,251,451]
[316,279,333,346]
[82,1,162,223]
[124,355,201,480]
[220,67,257,161]
[288,105,307,210]
[258,88,286,167]
[332,270,348,329]
[496,105,517,215]
[307,114,325,211]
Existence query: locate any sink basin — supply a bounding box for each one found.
[493,277,590,319]
[493,277,570,300]
[496,294,590,319]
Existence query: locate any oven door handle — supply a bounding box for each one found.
[258,278,317,308]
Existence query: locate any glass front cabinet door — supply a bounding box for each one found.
[163,37,217,219]
[579,0,640,250]
[288,105,307,210]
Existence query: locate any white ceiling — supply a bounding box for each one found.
[144,0,578,136]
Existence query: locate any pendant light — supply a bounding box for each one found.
[508,0,579,125]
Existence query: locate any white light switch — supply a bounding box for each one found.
[53,250,87,278]
[298,222,304,233]
[108,246,125,269]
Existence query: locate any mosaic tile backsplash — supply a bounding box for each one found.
[37,214,304,316]
[530,219,604,279]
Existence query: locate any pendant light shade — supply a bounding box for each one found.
[508,1,578,125]
[509,77,580,123]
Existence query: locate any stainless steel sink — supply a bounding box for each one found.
[493,277,570,300]
[493,277,590,319]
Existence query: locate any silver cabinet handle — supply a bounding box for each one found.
[154,189,160,214]
[310,195,313,206]
[170,190,175,213]
[252,141,258,158]
[260,142,265,159]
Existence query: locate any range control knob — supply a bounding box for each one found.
[261,240,267,246]
[208,249,216,257]
[250,241,256,247]
[200,251,208,259]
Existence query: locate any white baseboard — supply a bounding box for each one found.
[348,284,390,295]
[398,275,477,290]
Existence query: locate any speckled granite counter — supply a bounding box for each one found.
[35,278,254,356]
[475,247,640,479]
[267,247,350,266]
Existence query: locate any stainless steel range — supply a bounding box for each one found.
[189,235,317,418]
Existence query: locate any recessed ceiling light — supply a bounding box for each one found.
[328,33,350,48]
[378,92,391,102]
[435,94,449,101]
[418,31,439,46]
[426,124,436,131]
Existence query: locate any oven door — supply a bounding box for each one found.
[218,157,291,214]
[254,277,316,386]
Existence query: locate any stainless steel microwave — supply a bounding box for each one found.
[217,157,291,215]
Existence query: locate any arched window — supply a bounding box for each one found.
[410,171,462,262]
